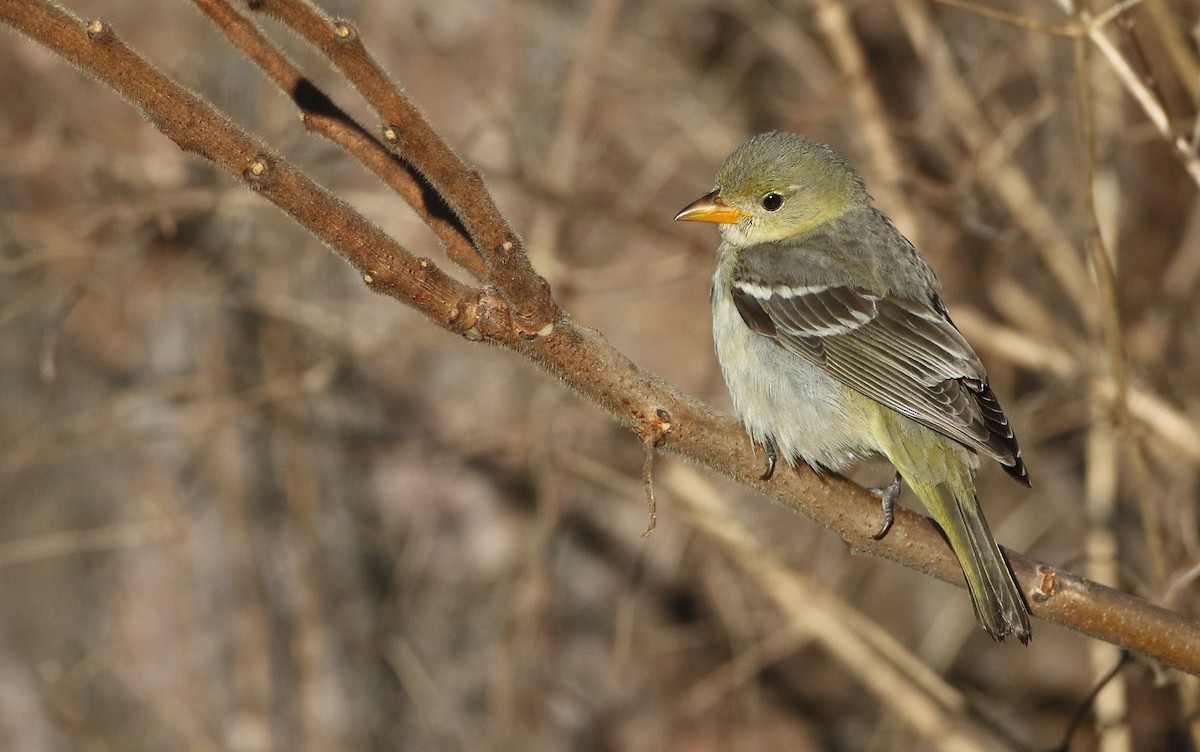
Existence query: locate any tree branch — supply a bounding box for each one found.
[247,0,557,334]
[189,0,486,280]
[3,0,1200,677]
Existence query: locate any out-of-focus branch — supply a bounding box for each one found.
[937,0,1200,186]
[1072,2,1200,187]
[665,463,1014,752]
[810,0,918,243]
[525,0,622,285]
[4,0,1200,677]
[894,0,1098,332]
[953,308,1200,464]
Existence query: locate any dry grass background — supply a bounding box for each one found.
[2,0,1200,750]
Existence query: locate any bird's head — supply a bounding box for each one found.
[675,132,867,246]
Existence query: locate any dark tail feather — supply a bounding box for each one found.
[943,485,1031,643]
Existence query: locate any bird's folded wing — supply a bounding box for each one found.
[730,281,1028,483]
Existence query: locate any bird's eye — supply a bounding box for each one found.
[761,192,784,211]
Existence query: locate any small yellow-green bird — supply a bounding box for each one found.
[676,131,1031,643]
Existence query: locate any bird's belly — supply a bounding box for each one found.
[712,294,878,472]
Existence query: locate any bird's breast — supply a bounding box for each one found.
[711,273,881,471]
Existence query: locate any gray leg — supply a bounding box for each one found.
[870,472,902,540]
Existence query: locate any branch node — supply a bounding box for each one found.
[243,154,270,185]
[445,294,483,340]
[633,408,673,446]
[654,408,672,439]
[517,318,555,340]
[85,20,109,41]
[333,20,357,43]
[494,236,520,258]
[1032,565,1060,602]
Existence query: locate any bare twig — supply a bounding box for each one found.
[666,462,1014,752]
[786,0,920,240]
[1047,0,1200,186]
[0,519,177,566]
[894,0,1098,332]
[525,0,623,284]
[1072,11,1149,590]
[1141,0,1199,102]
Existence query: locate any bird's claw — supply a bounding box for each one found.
[870,472,902,540]
[760,438,778,481]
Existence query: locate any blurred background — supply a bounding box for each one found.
[2,0,1200,749]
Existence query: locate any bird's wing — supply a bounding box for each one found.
[730,281,1029,484]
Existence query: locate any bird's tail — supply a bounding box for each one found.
[908,476,1032,643]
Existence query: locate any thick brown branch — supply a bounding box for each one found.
[249,0,558,335]
[5,0,1200,677]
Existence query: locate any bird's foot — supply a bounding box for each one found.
[759,438,778,481]
[870,472,902,540]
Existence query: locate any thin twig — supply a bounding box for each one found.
[1052,0,1200,185]
[1052,651,1132,752]
[1073,3,1162,589]
[1141,0,1199,105]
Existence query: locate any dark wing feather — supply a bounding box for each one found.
[731,283,1029,485]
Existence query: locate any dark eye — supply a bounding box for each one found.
[761,192,784,211]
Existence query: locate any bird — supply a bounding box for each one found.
[675,131,1032,643]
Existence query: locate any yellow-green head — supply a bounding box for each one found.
[676,132,867,245]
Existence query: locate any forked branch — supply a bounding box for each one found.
[3,0,1199,676]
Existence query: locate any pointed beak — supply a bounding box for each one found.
[674,190,750,224]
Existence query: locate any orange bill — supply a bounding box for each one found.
[674,190,750,224]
